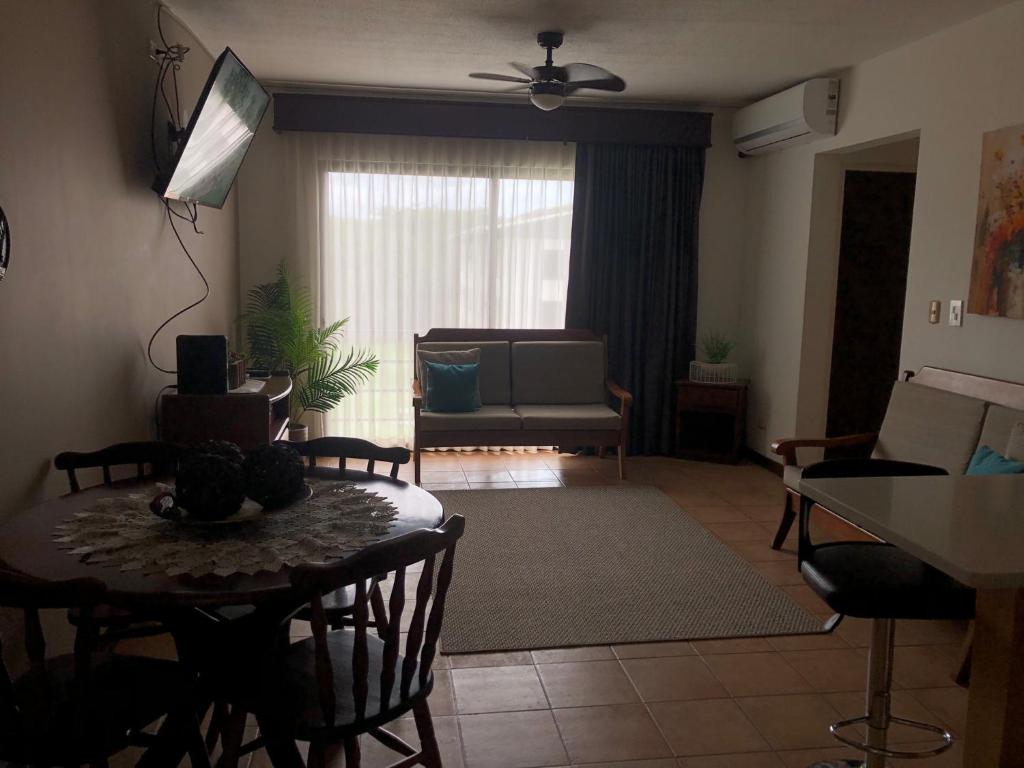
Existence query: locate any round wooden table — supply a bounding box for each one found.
[0,469,443,609]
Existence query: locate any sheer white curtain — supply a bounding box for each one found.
[286,132,575,446]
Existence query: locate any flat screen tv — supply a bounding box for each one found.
[160,47,269,209]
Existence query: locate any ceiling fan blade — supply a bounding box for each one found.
[563,62,618,82]
[469,72,532,83]
[565,76,627,93]
[510,61,539,79]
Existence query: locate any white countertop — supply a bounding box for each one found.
[798,474,1024,589]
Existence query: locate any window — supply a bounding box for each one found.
[318,136,575,446]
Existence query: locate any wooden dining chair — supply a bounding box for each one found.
[286,436,411,479]
[54,440,182,493]
[214,515,465,768]
[0,567,210,767]
[53,441,183,646]
[286,437,412,632]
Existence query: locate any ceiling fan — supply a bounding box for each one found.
[469,31,626,111]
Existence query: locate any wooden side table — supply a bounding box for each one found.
[674,379,748,463]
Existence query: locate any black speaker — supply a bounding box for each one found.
[176,335,228,394]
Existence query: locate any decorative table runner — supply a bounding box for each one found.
[53,480,398,577]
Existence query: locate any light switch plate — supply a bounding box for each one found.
[949,300,963,326]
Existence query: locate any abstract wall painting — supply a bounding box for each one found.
[969,121,1024,318]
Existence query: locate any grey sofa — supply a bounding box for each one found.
[412,329,632,484]
[771,366,1024,549]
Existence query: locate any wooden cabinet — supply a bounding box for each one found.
[674,379,748,463]
[160,375,292,450]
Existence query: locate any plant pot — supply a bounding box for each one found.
[689,361,737,384]
[288,424,309,443]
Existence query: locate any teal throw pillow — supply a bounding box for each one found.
[423,361,480,413]
[966,445,1024,476]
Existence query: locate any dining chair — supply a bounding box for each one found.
[0,566,210,767]
[286,437,413,632]
[798,459,973,767]
[54,440,182,492]
[53,441,184,648]
[214,515,465,768]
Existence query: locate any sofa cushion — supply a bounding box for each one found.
[417,341,510,404]
[511,341,605,404]
[978,405,1024,459]
[423,361,480,413]
[1008,422,1024,462]
[417,348,481,409]
[871,381,988,474]
[514,404,620,431]
[419,405,521,432]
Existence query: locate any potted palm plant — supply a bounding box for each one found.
[243,262,378,441]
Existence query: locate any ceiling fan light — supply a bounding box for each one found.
[530,91,565,111]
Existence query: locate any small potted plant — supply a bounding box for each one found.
[690,332,737,384]
[242,262,379,441]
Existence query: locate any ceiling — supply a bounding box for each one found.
[166,0,1012,106]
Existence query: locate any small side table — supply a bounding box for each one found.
[674,379,748,463]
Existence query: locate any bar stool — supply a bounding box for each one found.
[797,459,975,768]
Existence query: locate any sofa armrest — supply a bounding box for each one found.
[412,379,423,410]
[770,432,877,467]
[606,380,633,408]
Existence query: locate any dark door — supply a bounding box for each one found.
[825,170,916,452]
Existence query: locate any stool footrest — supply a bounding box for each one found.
[830,714,953,759]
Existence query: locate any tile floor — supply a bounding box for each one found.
[128,450,972,767]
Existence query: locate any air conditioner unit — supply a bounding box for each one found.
[733,78,840,156]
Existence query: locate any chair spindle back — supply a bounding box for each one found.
[285,437,411,479]
[289,515,465,725]
[54,441,182,493]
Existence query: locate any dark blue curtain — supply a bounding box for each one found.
[565,143,706,455]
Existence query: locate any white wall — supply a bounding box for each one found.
[0,0,239,514]
[741,0,1024,456]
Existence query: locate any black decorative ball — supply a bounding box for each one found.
[191,440,245,468]
[243,443,305,508]
[175,454,246,520]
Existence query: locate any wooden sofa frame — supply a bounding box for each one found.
[411,328,633,485]
[769,366,1024,550]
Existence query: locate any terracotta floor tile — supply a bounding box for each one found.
[684,506,752,524]
[726,541,795,563]
[689,637,773,655]
[508,469,558,481]
[780,648,869,692]
[421,470,466,483]
[465,469,515,482]
[679,753,784,767]
[737,505,784,522]
[553,703,673,763]
[773,745,864,766]
[621,655,730,701]
[452,664,549,714]
[516,480,563,487]
[358,715,464,768]
[423,482,470,491]
[702,652,812,697]
[448,650,534,668]
[894,619,969,647]
[648,698,770,756]
[704,521,773,542]
[892,645,960,689]
[536,659,639,708]
[427,669,456,716]
[780,584,832,615]
[736,693,841,750]
[824,689,940,743]
[459,710,568,768]
[531,646,615,664]
[469,481,518,489]
[750,561,804,586]
[612,641,697,659]
[766,632,849,652]
[909,686,969,735]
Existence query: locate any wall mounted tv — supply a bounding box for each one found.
[159,47,270,209]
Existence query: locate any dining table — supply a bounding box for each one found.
[799,472,1024,768]
[0,467,444,764]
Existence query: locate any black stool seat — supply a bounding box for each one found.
[802,541,975,621]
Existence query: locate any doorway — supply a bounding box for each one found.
[825,164,917,451]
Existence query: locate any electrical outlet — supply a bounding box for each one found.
[949,300,963,326]
[928,300,941,324]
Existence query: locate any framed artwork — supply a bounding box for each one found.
[968,121,1024,318]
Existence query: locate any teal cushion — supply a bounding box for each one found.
[423,361,480,413]
[966,445,1024,476]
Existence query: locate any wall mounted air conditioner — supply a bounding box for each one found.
[733,78,840,156]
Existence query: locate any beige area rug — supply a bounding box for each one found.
[434,486,824,654]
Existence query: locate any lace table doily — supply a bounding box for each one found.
[53,479,399,577]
